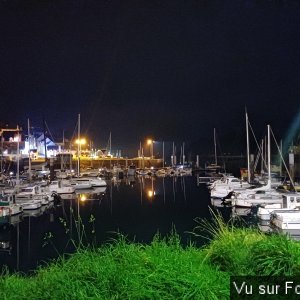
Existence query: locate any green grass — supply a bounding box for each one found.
[193,208,300,276]
[1,212,300,299]
[0,234,229,299]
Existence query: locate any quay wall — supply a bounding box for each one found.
[77,157,164,170]
[4,153,300,179]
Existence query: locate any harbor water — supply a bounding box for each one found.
[0,175,220,273]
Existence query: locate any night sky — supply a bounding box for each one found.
[1,0,300,157]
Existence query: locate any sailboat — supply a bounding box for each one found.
[232,125,284,208]
[204,128,223,174]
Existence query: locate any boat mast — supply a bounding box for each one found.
[16,125,20,184]
[109,132,111,155]
[182,142,185,165]
[109,132,112,169]
[162,141,165,168]
[43,116,47,162]
[139,141,142,157]
[180,145,182,164]
[280,139,282,177]
[77,114,80,177]
[267,124,271,186]
[28,118,32,181]
[61,130,64,170]
[214,128,217,166]
[261,138,264,174]
[172,142,175,167]
[245,109,251,183]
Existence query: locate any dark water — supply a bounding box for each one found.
[0,175,232,274]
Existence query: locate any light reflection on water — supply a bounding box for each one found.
[0,175,213,273]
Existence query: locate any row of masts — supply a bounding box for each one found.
[138,141,187,167]
[244,111,296,189]
[12,114,190,182]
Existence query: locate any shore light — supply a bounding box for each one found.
[75,138,86,145]
[80,194,87,201]
[147,139,154,158]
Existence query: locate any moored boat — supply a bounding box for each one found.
[257,193,300,221]
[0,194,23,216]
[47,180,75,194]
[270,210,300,234]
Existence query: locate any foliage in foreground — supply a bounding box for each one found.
[193,209,300,276]
[2,211,300,299]
[0,233,229,300]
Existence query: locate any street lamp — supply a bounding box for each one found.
[75,138,86,177]
[15,129,20,184]
[75,138,86,157]
[147,139,153,158]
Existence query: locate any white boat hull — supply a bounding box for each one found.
[271,211,300,230]
[232,197,283,208]
[16,200,42,210]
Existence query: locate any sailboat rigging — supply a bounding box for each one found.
[77,114,81,177]
[204,128,223,173]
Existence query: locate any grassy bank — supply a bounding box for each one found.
[194,213,300,276]
[0,234,229,299]
[1,216,300,299]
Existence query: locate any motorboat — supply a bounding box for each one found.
[69,178,93,189]
[47,180,75,194]
[0,206,10,217]
[257,203,283,221]
[55,170,73,179]
[155,168,168,177]
[231,191,283,208]
[0,193,23,216]
[209,175,250,190]
[88,177,107,187]
[15,185,51,206]
[270,210,300,234]
[230,176,286,208]
[136,169,153,176]
[257,193,300,221]
[17,199,42,210]
[80,168,101,177]
[177,166,192,176]
[127,165,136,176]
[210,176,252,199]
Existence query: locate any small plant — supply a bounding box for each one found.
[42,207,97,257]
[42,231,61,257]
[249,233,300,275]
[191,207,266,275]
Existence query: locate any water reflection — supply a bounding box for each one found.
[59,176,206,253]
[146,177,155,200]
[0,214,22,269]
[126,176,136,187]
[231,206,252,218]
[76,186,107,200]
[0,202,58,272]
[0,175,212,273]
[133,176,188,205]
[0,222,13,254]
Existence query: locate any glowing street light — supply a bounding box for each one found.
[75,138,86,158]
[75,138,86,145]
[147,139,153,158]
[147,190,154,198]
[80,194,87,202]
